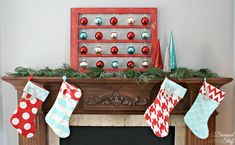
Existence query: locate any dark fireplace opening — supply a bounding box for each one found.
[60,126,175,145]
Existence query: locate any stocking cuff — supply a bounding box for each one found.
[161,78,187,98]
[199,82,225,103]
[23,81,49,102]
[60,82,82,101]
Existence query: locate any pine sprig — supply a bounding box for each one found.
[193,68,219,78]
[170,67,194,79]
[6,64,219,81]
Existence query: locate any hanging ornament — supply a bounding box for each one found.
[80,60,88,68]
[154,39,163,69]
[95,31,103,40]
[96,60,104,68]
[164,46,171,72]
[95,17,103,26]
[80,46,88,54]
[127,31,135,40]
[141,31,150,40]
[127,46,135,54]
[141,46,150,54]
[141,17,149,25]
[110,46,118,54]
[111,61,119,69]
[127,61,135,69]
[80,17,88,25]
[169,31,177,71]
[110,32,118,39]
[94,45,103,54]
[127,16,135,25]
[142,59,149,68]
[80,32,87,40]
[110,17,118,25]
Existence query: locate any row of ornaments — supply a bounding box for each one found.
[80,16,150,26]
[80,59,149,69]
[80,45,150,54]
[80,31,150,40]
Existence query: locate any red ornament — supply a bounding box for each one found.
[95,31,103,40]
[127,31,135,40]
[80,17,88,25]
[141,17,149,25]
[110,17,118,25]
[127,61,135,69]
[96,60,104,68]
[110,46,118,54]
[141,46,150,54]
[80,46,88,54]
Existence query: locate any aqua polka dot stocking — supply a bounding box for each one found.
[10,80,49,138]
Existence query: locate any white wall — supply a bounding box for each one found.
[233,0,235,134]
[0,0,4,143]
[0,0,234,145]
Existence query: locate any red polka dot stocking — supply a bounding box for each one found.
[10,80,49,138]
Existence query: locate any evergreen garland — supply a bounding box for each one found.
[6,64,219,82]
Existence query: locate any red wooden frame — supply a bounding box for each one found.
[70,8,158,71]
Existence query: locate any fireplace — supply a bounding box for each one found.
[1,76,233,145]
[48,115,185,145]
[60,126,175,145]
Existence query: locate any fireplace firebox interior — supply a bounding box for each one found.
[60,126,175,145]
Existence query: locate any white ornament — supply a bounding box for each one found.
[127,16,135,25]
[80,61,88,68]
[142,59,149,67]
[110,32,118,39]
[94,46,103,54]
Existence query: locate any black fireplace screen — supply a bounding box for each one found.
[60,126,175,145]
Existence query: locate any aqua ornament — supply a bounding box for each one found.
[80,32,87,40]
[95,17,103,26]
[141,31,150,40]
[127,46,135,54]
[169,31,177,71]
[111,61,119,69]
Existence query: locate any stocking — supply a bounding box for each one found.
[144,78,187,137]
[45,78,82,138]
[184,82,225,139]
[10,80,49,138]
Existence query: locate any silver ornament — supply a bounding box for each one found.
[141,31,150,40]
[127,16,135,25]
[80,60,88,68]
[94,45,103,54]
[110,32,118,39]
[142,59,149,67]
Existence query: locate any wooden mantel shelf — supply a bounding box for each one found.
[1,76,232,114]
[1,76,233,145]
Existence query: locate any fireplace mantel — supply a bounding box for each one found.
[1,76,233,145]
